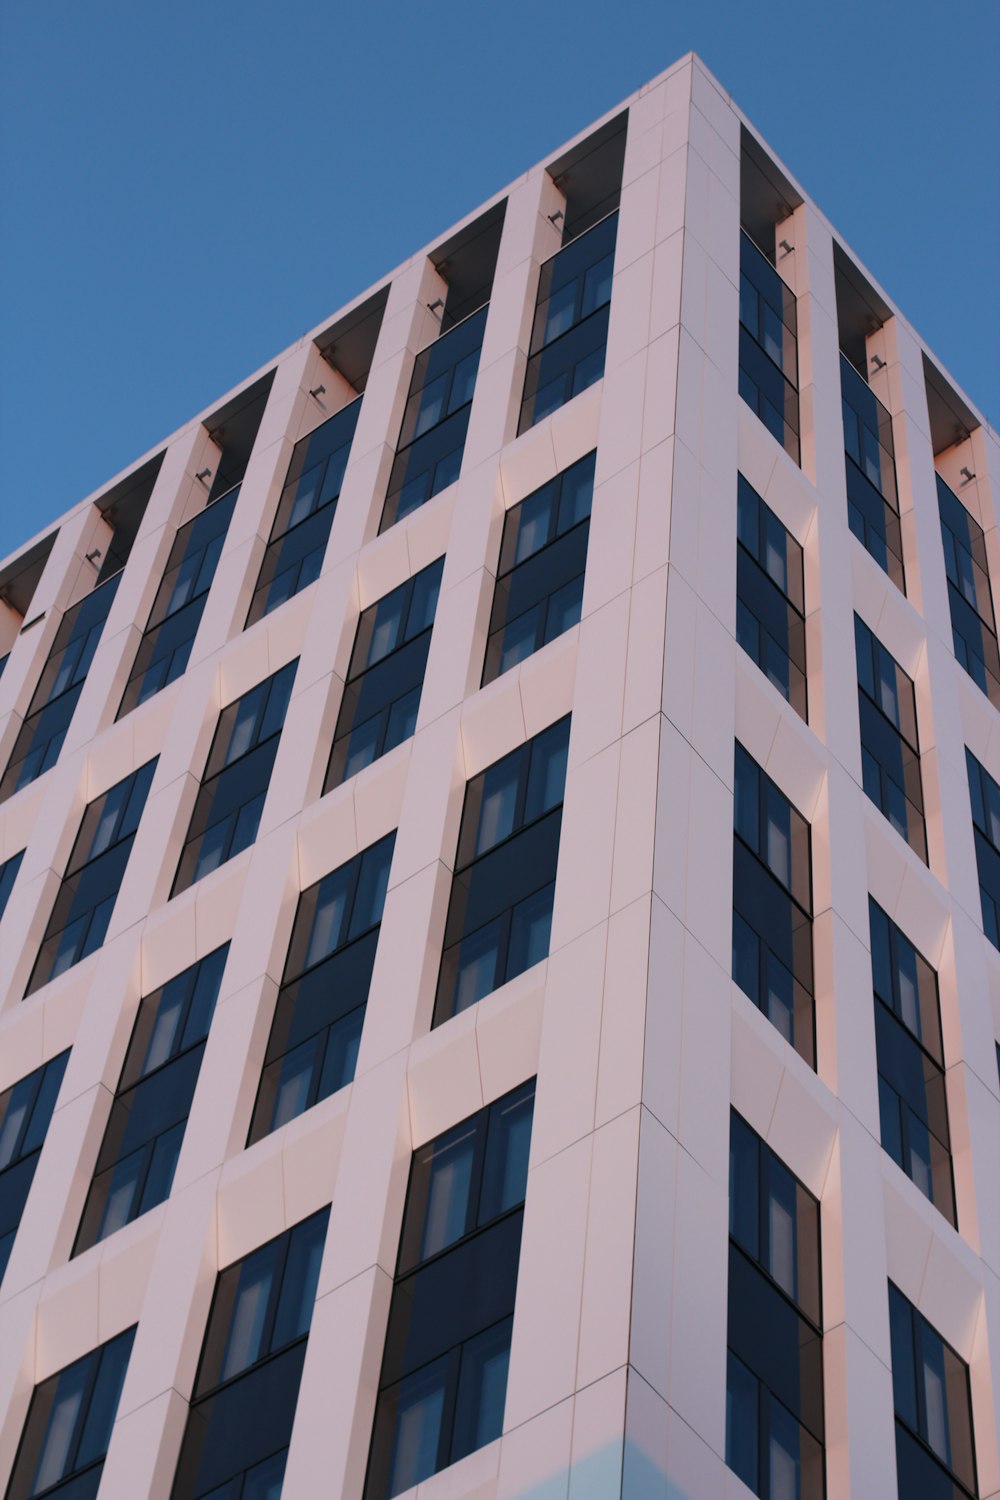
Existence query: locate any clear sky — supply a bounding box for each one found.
[1,0,998,561]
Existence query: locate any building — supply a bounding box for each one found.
[0,49,997,1500]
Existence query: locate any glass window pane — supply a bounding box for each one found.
[305,868,352,969]
[726,1352,759,1492]
[729,1113,759,1255]
[76,1331,133,1468]
[512,487,555,566]
[452,921,503,1013]
[32,1361,88,1492]
[524,720,570,823]
[474,758,519,856]
[480,1084,534,1224]
[386,1359,449,1498]
[451,1319,512,1461]
[766,1395,803,1500]
[506,883,553,981]
[219,1247,279,1382]
[767,1160,798,1302]
[419,1126,477,1263]
[272,1213,327,1350]
[888,1284,918,1429]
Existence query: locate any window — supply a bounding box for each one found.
[0,1051,68,1284]
[855,616,926,862]
[889,1284,978,1499]
[0,574,122,804]
[365,1081,534,1500]
[5,1328,135,1500]
[738,233,800,464]
[0,849,24,922]
[26,760,158,997]
[965,749,1000,950]
[727,1113,824,1500]
[736,475,807,718]
[434,718,569,1027]
[482,452,595,685]
[170,1210,329,1500]
[73,947,229,1255]
[324,560,443,790]
[732,744,815,1066]
[869,901,955,1224]
[938,474,1000,708]
[380,307,487,532]
[247,833,394,1145]
[118,486,239,718]
[247,397,361,626]
[172,661,297,896]
[841,354,904,590]
[518,212,617,434]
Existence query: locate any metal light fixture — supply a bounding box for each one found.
[309,384,326,400]
[778,239,794,258]
[196,468,212,484]
[427,298,444,319]
[960,466,976,483]
[870,354,886,372]
[85,549,102,568]
[548,209,565,228]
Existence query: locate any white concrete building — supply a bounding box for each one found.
[0,51,997,1500]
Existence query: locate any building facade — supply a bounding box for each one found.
[0,51,998,1500]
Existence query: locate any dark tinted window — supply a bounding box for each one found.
[172,662,297,895]
[0,849,24,923]
[738,234,800,464]
[247,397,361,625]
[889,1284,977,1498]
[171,1210,329,1500]
[248,834,395,1144]
[74,947,229,1254]
[965,748,1000,951]
[381,309,487,532]
[325,560,443,789]
[6,1328,135,1500]
[0,574,122,803]
[118,487,239,718]
[483,453,595,684]
[727,1113,823,1500]
[518,214,616,434]
[26,761,158,996]
[855,616,925,862]
[869,900,954,1224]
[842,355,904,591]
[0,1051,69,1284]
[732,744,814,1066]
[938,474,1000,708]
[736,475,806,719]
[365,1081,534,1500]
[434,718,570,1027]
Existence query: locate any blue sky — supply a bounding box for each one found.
[1,0,997,560]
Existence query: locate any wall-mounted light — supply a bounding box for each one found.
[778,239,794,258]
[870,354,886,372]
[960,466,976,483]
[196,468,212,485]
[548,209,565,229]
[309,384,326,400]
[85,549,102,568]
[427,298,444,319]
